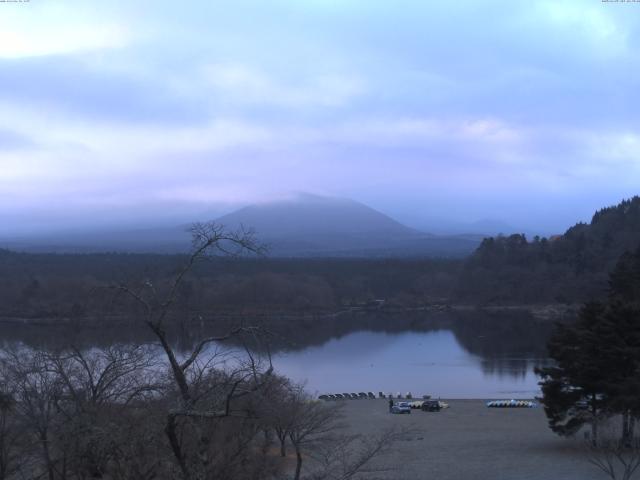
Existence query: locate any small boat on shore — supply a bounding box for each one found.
[486,399,536,408]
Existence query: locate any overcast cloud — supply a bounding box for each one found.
[1,0,639,235]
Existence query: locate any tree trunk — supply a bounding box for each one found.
[149,323,192,405]
[41,434,55,480]
[623,411,630,445]
[280,438,286,457]
[261,429,271,456]
[165,414,190,480]
[293,445,302,480]
[197,429,210,477]
[591,395,598,446]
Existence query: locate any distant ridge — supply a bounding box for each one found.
[0,193,483,257]
[214,193,478,257]
[217,193,420,237]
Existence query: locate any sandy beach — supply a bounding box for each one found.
[338,399,604,480]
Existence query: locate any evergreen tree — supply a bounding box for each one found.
[537,246,640,443]
[609,247,640,305]
[536,302,610,442]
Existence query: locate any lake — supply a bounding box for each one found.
[0,310,555,399]
[273,329,547,399]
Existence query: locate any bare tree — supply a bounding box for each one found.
[107,399,168,480]
[306,428,410,480]
[260,375,297,457]
[286,388,345,480]
[0,343,164,480]
[586,421,640,480]
[112,222,274,480]
[0,390,24,480]
[283,385,411,480]
[47,345,161,479]
[48,344,159,411]
[2,349,64,480]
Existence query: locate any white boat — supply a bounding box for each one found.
[486,399,536,408]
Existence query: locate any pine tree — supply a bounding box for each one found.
[536,302,610,442]
[537,246,640,443]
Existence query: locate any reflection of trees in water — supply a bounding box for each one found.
[0,309,558,380]
[480,358,549,380]
[449,310,555,379]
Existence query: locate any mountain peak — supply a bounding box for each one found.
[217,194,419,240]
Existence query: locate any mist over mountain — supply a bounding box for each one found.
[467,219,524,236]
[217,193,420,238]
[2,193,482,257]
[423,218,526,237]
[216,193,452,256]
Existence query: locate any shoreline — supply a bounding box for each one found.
[0,302,578,327]
[339,399,600,479]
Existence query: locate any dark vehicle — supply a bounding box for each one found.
[421,400,441,412]
[334,394,344,399]
[342,393,351,399]
[574,400,589,410]
[367,392,376,399]
[358,392,368,399]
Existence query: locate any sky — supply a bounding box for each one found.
[1,0,639,236]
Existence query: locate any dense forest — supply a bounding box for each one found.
[1,197,640,322]
[459,196,640,304]
[0,252,458,321]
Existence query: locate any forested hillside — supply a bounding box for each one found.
[2,197,640,320]
[457,197,640,304]
[0,252,459,320]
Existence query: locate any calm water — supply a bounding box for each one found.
[0,311,554,399]
[272,330,545,399]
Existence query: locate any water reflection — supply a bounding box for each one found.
[272,329,549,398]
[0,310,557,398]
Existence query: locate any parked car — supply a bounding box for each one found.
[421,400,441,412]
[391,402,411,414]
[574,400,589,410]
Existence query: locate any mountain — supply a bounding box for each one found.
[216,193,416,255]
[1,193,482,257]
[215,193,479,257]
[217,193,419,238]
